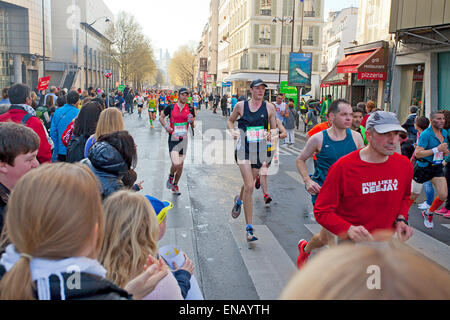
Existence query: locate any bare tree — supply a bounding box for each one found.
[169,44,196,89]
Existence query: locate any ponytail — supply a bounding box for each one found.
[0,257,35,300]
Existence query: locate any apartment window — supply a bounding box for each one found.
[304,0,318,17]
[259,25,271,45]
[260,0,271,16]
[258,53,270,70]
[241,52,249,70]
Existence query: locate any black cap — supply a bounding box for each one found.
[179,88,189,95]
[250,79,268,89]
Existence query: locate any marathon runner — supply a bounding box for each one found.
[136,92,145,119]
[273,94,289,164]
[256,118,288,207]
[228,79,277,243]
[193,92,200,111]
[159,88,195,196]
[148,94,157,128]
[314,111,414,244]
[158,92,167,116]
[296,99,364,269]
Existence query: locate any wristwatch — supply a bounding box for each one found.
[395,218,409,226]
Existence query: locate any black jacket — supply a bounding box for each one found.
[0,264,130,300]
[86,142,129,199]
[402,114,418,141]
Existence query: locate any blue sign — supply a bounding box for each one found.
[288,53,312,87]
[222,82,232,87]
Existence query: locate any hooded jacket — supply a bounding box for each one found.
[86,141,129,199]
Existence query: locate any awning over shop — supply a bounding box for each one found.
[321,65,348,87]
[336,47,388,81]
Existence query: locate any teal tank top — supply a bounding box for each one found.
[312,128,357,187]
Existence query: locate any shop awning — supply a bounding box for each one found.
[336,47,388,81]
[321,65,348,87]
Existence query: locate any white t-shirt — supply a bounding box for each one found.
[275,103,287,121]
[136,96,144,105]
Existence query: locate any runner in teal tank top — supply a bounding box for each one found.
[296,99,365,270]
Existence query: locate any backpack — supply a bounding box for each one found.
[36,106,51,131]
[307,110,318,126]
[66,135,89,163]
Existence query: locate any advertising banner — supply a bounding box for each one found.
[288,53,312,87]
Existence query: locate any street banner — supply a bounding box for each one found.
[117,85,125,93]
[159,245,204,300]
[37,76,51,91]
[222,81,232,88]
[288,52,312,87]
[280,81,298,106]
[200,58,208,72]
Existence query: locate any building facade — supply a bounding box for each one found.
[200,0,324,99]
[0,0,52,89]
[356,0,393,45]
[390,0,450,121]
[47,0,116,91]
[207,0,219,94]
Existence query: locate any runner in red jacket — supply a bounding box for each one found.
[314,111,414,243]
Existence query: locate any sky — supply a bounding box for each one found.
[105,0,361,57]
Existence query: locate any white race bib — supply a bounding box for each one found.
[247,126,265,143]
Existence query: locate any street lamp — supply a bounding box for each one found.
[273,14,293,91]
[83,17,110,90]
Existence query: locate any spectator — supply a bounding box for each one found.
[99,191,190,300]
[36,95,54,132]
[221,95,228,117]
[231,95,238,112]
[402,106,419,141]
[352,106,368,145]
[0,84,51,164]
[0,123,40,232]
[85,131,137,199]
[0,88,9,105]
[281,241,450,300]
[50,90,80,162]
[285,102,296,146]
[0,163,168,300]
[66,102,103,163]
[30,92,38,110]
[361,100,377,128]
[44,86,58,106]
[84,108,125,158]
[436,110,450,217]
[305,103,318,132]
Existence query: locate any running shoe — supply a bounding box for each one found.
[264,194,272,206]
[232,196,242,219]
[171,184,181,196]
[246,227,258,243]
[418,201,431,210]
[435,207,450,216]
[296,240,310,270]
[255,176,261,190]
[421,211,434,229]
[167,175,174,189]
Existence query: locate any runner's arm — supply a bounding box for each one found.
[351,130,365,150]
[227,102,242,139]
[276,119,287,139]
[268,104,278,141]
[296,135,322,194]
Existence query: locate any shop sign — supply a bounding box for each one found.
[358,72,387,81]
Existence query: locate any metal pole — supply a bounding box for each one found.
[85,24,88,91]
[291,0,296,53]
[278,0,286,91]
[42,0,46,77]
[298,0,305,53]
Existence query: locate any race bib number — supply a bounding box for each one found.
[433,152,444,165]
[174,122,188,138]
[247,126,265,143]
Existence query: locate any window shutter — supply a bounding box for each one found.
[270,53,276,71]
[271,0,277,16]
[313,26,320,47]
[252,53,258,70]
[312,54,319,72]
[296,26,302,46]
[315,0,321,17]
[254,24,260,45]
[283,25,292,46]
[271,24,277,46]
[254,0,260,16]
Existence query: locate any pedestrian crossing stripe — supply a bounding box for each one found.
[442,224,450,230]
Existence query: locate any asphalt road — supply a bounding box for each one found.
[124,106,450,300]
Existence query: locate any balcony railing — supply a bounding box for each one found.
[304,11,316,17]
[303,39,314,46]
[259,38,271,45]
[260,9,271,16]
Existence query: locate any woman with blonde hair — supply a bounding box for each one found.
[99,190,187,300]
[0,163,168,300]
[84,107,124,158]
[280,241,450,300]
